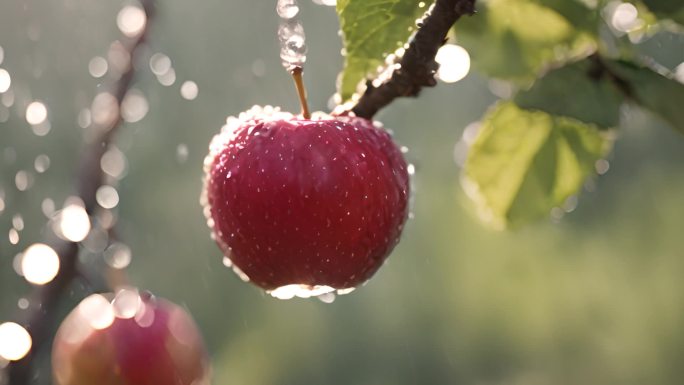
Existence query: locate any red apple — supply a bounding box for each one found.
[52,289,210,385]
[202,106,410,299]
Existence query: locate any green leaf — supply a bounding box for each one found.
[604,59,684,134]
[464,102,610,229]
[641,0,684,25]
[336,0,433,101]
[514,59,624,128]
[453,0,596,82]
[642,0,681,13]
[532,0,599,33]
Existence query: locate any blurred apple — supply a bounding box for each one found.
[52,288,210,385]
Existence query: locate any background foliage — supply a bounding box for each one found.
[1,0,684,384]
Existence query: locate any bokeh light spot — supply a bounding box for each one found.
[0,322,32,361]
[78,294,115,330]
[104,242,132,269]
[112,288,142,319]
[88,56,108,78]
[0,69,11,93]
[25,101,47,125]
[121,89,149,122]
[435,44,470,83]
[180,81,199,100]
[117,5,147,37]
[21,243,60,285]
[96,185,119,209]
[56,197,91,242]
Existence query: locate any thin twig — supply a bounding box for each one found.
[6,1,155,384]
[351,0,476,119]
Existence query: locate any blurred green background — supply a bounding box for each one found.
[2,1,684,384]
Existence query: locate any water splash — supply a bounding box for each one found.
[276,0,299,19]
[277,0,307,70]
[267,284,356,300]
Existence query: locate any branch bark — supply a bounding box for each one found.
[6,1,155,384]
[351,0,476,119]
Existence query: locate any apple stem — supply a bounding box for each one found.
[291,66,311,119]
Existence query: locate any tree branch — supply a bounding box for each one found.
[351,0,476,119]
[5,1,155,384]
